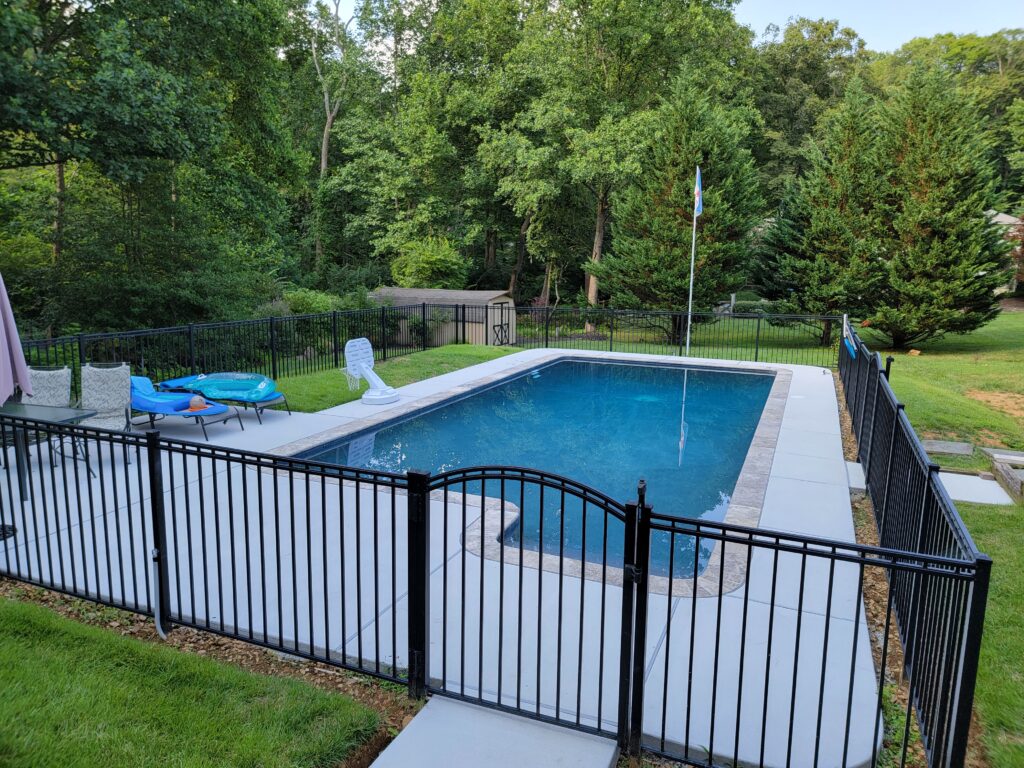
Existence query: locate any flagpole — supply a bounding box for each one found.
[685,182,698,356]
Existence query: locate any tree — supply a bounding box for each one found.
[867,69,1011,347]
[504,0,750,313]
[391,236,468,288]
[757,79,883,327]
[751,18,868,204]
[591,78,762,336]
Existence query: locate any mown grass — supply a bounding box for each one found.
[282,344,517,412]
[0,598,377,768]
[956,500,1024,767]
[862,312,1024,470]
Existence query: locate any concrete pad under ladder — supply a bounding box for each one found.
[370,696,619,768]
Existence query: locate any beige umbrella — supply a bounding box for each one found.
[0,273,32,403]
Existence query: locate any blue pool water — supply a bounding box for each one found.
[300,360,773,575]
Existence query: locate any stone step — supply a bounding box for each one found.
[371,696,619,768]
[921,440,974,456]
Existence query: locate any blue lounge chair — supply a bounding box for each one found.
[131,376,243,440]
[159,372,290,424]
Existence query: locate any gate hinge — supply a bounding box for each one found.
[624,564,643,584]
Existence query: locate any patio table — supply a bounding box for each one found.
[0,402,97,510]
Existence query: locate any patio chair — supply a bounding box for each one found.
[20,365,73,465]
[79,363,132,431]
[131,376,243,441]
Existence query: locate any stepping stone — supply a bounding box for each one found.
[846,461,866,493]
[371,697,618,768]
[981,447,1024,466]
[938,472,1013,506]
[922,440,974,456]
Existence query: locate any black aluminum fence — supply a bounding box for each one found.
[0,405,989,767]
[838,321,990,767]
[23,304,471,399]
[511,306,840,368]
[23,304,841,400]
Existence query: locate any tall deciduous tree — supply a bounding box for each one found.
[751,18,868,204]
[592,78,762,332]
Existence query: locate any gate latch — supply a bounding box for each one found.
[624,564,643,583]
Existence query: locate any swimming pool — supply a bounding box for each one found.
[299,359,774,574]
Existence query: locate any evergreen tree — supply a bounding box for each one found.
[757,78,882,324]
[591,79,762,329]
[869,69,1011,348]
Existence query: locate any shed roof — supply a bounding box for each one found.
[370,287,512,306]
[987,210,1021,227]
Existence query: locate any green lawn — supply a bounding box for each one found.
[957,501,1024,767]
[282,344,517,412]
[0,598,377,768]
[863,312,1024,470]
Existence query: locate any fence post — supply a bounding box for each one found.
[460,304,466,344]
[754,316,762,362]
[145,431,172,639]
[188,324,197,375]
[332,311,340,368]
[406,469,431,699]
[609,311,615,352]
[628,489,652,756]
[544,309,551,349]
[380,307,388,361]
[421,303,428,351]
[884,355,894,380]
[677,313,684,357]
[269,316,279,380]
[949,555,992,767]
[617,493,639,751]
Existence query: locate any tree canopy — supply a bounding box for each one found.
[1,2,1020,340]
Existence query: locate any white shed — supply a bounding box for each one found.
[369,287,517,346]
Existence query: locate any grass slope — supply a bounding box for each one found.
[863,312,1024,470]
[282,345,516,412]
[0,598,377,768]
[957,501,1024,767]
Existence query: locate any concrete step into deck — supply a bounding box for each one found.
[370,696,619,768]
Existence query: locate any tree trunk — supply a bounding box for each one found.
[484,229,497,271]
[585,191,608,331]
[819,318,833,347]
[538,261,553,307]
[314,108,337,272]
[52,158,65,265]
[508,213,532,298]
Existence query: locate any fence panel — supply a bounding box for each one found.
[153,438,411,681]
[628,510,983,768]
[0,415,153,614]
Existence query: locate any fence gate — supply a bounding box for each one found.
[412,468,639,744]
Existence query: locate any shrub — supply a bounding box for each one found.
[391,237,468,289]
[281,288,342,315]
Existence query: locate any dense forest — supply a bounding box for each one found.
[1,1,1021,346]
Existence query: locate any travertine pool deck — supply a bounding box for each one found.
[1,349,879,767]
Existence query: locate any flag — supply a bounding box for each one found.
[694,166,703,217]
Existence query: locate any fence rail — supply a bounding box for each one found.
[23,305,842,400]
[0,390,989,767]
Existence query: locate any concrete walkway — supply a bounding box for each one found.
[371,697,618,768]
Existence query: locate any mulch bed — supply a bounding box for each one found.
[0,579,418,767]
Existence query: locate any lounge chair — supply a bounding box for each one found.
[159,372,290,424]
[131,377,243,440]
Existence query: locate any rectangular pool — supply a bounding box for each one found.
[299,359,774,574]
